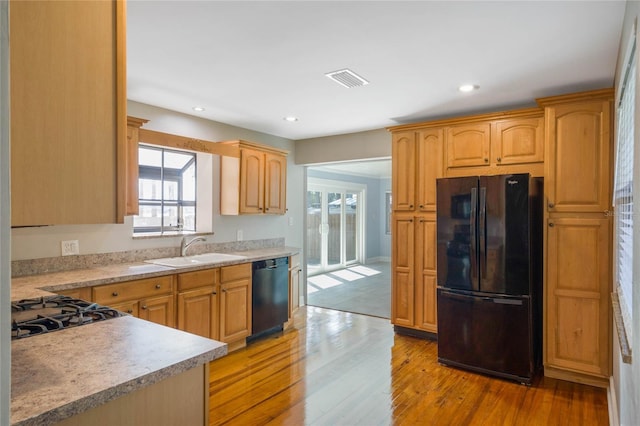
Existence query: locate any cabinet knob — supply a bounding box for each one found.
[155,284,161,289]
[112,292,119,297]
[484,158,489,163]
[212,291,217,295]
[548,222,555,228]
[409,219,413,223]
[126,309,133,314]
[266,208,269,211]
[222,288,227,293]
[141,305,147,310]
[419,205,424,209]
[548,202,555,209]
[409,204,414,209]
[497,157,501,162]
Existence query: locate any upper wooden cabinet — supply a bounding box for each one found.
[446,123,491,168]
[392,129,443,212]
[492,117,544,166]
[220,140,288,215]
[539,90,613,213]
[10,0,127,226]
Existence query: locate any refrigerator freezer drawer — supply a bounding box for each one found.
[436,288,536,384]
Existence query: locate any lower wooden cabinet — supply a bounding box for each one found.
[220,264,252,346]
[289,254,301,319]
[391,214,437,333]
[177,269,219,340]
[545,216,611,384]
[92,275,175,328]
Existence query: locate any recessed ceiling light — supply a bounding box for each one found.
[459,84,479,92]
[283,116,299,122]
[192,106,205,112]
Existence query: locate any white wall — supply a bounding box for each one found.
[11,101,304,260]
[612,2,640,425]
[1,2,11,422]
[295,128,391,165]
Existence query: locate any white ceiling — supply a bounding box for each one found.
[127,1,626,141]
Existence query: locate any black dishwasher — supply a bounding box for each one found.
[250,257,289,339]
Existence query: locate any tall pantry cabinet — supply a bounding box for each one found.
[538,89,613,387]
[391,129,443,334]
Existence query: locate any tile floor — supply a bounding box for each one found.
[306,261,391,319]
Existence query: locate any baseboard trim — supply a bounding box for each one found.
[543,365,609,388]
[608,375,619,426]
[365,256,390,264]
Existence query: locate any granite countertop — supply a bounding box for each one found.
[10,246,299,425]
[11,246,300,300]
[11,316,227,426]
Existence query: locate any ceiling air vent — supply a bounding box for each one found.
[325,68,369,88]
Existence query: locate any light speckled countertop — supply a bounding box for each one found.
[11,246,299,426]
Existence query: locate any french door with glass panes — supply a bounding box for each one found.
[307,179,365,276]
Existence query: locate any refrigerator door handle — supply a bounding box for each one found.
[470,187,478,281]
[479,186,487,280]
[492,298,523,306]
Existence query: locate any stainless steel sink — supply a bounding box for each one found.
[145,252,247,268]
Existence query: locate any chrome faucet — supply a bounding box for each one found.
[180,236,206,257]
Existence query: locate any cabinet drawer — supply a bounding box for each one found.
[93,275,173,305]
[289,254,300,269]
[178,268,219,292]
[221,263,251,282]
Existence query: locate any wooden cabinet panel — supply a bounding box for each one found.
[265,153,287,214]
[177,287,219,340]
[417,129,443,212]
[240,148,265,214]
[93,276,173,305]
[446,123,491,168]
[220,278,251,343]
[392,132,416,211]
[415,217,437,332]
[10,0,126,226]
[546,217,610,377]
[544,99,611,212]
[139,294,175,328]
[288,254,301,319]
[220,140,288,215]
[109,300,139,317]
[493,117,543,165]
[178,268,219,292]
[57,287,92,301]
[391,216,414,327]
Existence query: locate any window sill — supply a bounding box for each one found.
[132,231,213,240]
[612,292,633,364]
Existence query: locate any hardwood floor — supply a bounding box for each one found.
[209,306,608,425]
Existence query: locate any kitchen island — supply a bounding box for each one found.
[10,246,299,425]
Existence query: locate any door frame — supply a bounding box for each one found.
[306,177,366,276]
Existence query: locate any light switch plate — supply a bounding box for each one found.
[61,240,79,256]
[236,230,243,241]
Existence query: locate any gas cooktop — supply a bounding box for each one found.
[11,295,123,340]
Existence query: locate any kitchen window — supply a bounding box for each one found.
[133,145,197,234]
[613,33,636,353]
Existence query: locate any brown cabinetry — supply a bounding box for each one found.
[93,275,175,328]
[446,123,491,168]
[220,140,288,215]
[9,0,127,226]
[219,264,252,347]
[177,269,220,340]
[538,89,613,386]
[391,128,442,334]
[289,254,301,319]
[492,117,544,165]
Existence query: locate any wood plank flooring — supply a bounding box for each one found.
[209,306,608,425]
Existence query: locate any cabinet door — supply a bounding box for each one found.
[139,294,175,328]
[108,300,139,317]
[545,99,612,212]
[546,217,610,377]
[415,216,437,333]
[220,279,252,343]
[416,129,443,212]
[10,0,125,226]
[177,287,218,340]
[446,123,491,168]
[239,148,265,214]
[56,287,92,301]
[392,132,416,211]
[391,216,415,327]
[493,117,544,165]
[265,153,287,214]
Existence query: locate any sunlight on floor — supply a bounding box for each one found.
[307,265,383,294]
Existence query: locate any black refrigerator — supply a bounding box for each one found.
[436,173,543,385]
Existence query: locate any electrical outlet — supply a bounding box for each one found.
[236,230,243,241]
[61,240,79,256]
[288,217,294,226]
